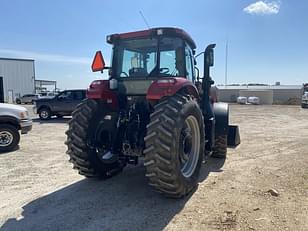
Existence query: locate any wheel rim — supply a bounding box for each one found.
[40,110,49,119]
[179,115,200,178]
[0,131,13,147]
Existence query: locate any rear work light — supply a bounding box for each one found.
[156,79,176,84]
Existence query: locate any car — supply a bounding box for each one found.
[237,96,247,104]
[0,103,32,152]
[301,92,308,108]
[38,92,58,98]
[33,89,86,120]
[248,96,260,105]
[16,94,40,104]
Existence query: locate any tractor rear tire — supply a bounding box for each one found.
[65,99,123,178]
[144,93,205,198]
[212,134,227,158]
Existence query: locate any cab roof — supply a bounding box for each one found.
[107,27,196,49]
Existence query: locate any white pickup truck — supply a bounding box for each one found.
[302,92,308,108]
[0,103,32,152]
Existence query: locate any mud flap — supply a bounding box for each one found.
[227,125,240,147]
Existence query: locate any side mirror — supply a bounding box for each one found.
[91,51,105,72]
[203,44,216,79]
[206,49,214,67]
[205,44,215,67]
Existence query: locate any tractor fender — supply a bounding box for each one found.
[86,80,118,110]
[0,116,20,129]
[213,102,229,136]
[146,77,199,100]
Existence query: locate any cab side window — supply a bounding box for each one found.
[58,91,73,100]
[185,45,194,81]
[73,91,85,100]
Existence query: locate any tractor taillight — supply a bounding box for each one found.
[90,80,103,86]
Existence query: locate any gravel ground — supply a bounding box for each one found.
[0,104,307,231]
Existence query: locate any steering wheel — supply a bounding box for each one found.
[120,71,129,77]
[159,68,170,74]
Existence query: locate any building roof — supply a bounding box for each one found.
[216,85,302,90]
[0,57,34,62]
[35,79,56,84]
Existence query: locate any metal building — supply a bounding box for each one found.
[217,85,302,104]
[35,79,57,93]
[239,90,274,104]
[0,58,35,103]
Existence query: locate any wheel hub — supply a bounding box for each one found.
[183,131,192,157]
[93,121,118,164]
[41,111,49,118]
[0,131,13,147]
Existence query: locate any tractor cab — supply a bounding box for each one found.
[92,28,197,96]
[109,28,195,79]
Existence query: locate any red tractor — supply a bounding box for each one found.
[65,27,240,198]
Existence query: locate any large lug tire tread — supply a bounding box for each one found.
[144,93,205,198]
[0,124,20,152]
[65,99,122,178]
[212,134,227,158]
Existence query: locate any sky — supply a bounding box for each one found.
[0,0,307,89]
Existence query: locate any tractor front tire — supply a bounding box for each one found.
[212,134,227,158]
[144,93,205,198]
[65,99,123,178]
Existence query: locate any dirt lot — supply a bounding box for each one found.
[0,104,307,231]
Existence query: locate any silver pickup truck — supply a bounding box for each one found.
[0,103,32,152]
[302,92,308,108]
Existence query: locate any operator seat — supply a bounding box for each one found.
[129,67,148,77]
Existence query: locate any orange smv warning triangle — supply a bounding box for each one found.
[91,51,105,72]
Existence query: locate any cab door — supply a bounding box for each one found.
[70,91,85,112]
[54,91,74,113]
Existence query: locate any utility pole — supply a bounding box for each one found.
[225,39,229,88]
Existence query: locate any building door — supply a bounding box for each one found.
[0,77,4,103]
[8,90,14,104]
